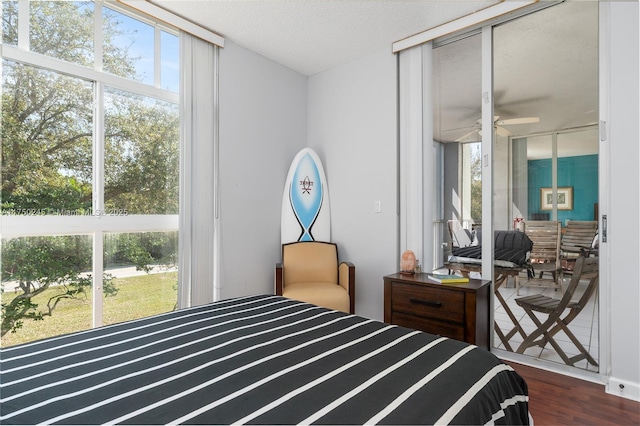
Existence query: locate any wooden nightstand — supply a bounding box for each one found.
[383,272,491,349]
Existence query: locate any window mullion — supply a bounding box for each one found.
[94,1,103,71]
[93,231,104,328]
[93,81,105,328]
[17,0,28,50]
[155,27,161,88]
[2,46,179,104]
[94,82,105,221]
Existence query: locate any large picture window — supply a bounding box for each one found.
[1,1,180,346]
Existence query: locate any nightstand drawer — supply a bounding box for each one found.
[384,273,490,349]
[391,282,464,323]
[392,312,465,341]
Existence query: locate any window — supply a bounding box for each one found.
[1,1,179,345]
[462,142,482,225]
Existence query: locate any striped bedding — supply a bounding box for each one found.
[0,295,530,425]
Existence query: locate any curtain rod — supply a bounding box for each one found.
[116,0,224,48]
[392,0,537,53]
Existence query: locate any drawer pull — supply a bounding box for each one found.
[410,298,442,308]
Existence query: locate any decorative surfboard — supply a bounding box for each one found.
[281,148,331,244]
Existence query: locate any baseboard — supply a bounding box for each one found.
[607,377,640,402]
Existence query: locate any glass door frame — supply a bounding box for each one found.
[398,0,609,382]
[478,13,607,381]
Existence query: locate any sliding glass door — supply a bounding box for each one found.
[429,0,599,373]
[432,33,482,266]
[491,1,599,372]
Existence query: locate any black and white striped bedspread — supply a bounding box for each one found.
[0,295,529,425]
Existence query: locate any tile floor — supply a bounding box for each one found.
[492,275,600,372]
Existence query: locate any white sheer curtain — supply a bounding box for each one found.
[178,32,220,308]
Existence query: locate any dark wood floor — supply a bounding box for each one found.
[505,361,640,425]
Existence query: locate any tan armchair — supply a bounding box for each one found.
[275,241,355,314]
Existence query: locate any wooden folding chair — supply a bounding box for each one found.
[516,220,562,295]
[560,220,598,282]
[514,256,599,367]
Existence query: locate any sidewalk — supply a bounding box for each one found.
[1,265,177,292]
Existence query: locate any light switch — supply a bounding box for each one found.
[374,201,381,213]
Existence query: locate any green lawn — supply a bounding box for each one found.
[1,272,177,348]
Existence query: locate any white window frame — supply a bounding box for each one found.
[1,1,180,328]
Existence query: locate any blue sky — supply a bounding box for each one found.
[105,5,179,92]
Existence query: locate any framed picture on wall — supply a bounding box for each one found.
[540,187,573,210]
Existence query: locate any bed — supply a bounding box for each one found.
[0,294,530,425]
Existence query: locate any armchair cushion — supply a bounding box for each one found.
[283,281,350,313]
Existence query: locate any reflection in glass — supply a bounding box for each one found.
[103,231,178,326]
[433,33,482,265]
[492,1,599,372]
[519,135,553,220]
[1,60,93,214]
[1,235,94,347]
[104,87,179,214]
[556,129,599,223]
[462,142,482,224]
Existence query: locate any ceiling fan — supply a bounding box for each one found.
[455,116,540,142]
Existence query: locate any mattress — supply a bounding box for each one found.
[0,295,530,425]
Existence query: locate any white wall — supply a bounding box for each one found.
[218,41,307,299]
[605,1,640,400]
[307,50,398,320]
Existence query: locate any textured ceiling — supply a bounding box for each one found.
[150,0,499,76]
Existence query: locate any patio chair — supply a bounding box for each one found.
[447,219,475,248]
[560,220,598,281]
[514,256,599,367]
[516,220,562,295]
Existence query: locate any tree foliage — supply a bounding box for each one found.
[1,1,179,338]
[1,236,117,337]
[470,145,482,223]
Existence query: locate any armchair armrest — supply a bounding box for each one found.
[275,262,283,295]
[339,261,355,314]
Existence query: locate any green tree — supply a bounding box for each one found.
[0,236,118,337]
[104,92,179,214]
[1,2,178,337]
[470,144,482,222]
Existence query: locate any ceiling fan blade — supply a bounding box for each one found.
[495,125,511,137]
[478,126,510,137]
[497,117,540,125]
[443,123,477,133]
[455,129,479,142]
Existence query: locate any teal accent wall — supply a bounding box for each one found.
[528,154,598,224]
